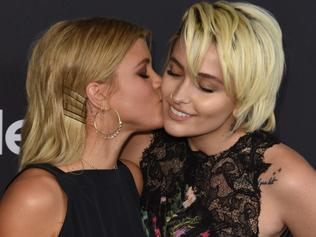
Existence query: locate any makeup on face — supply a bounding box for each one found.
[161,40,235,139]
[135,58,151,79]
[109,39,163,132]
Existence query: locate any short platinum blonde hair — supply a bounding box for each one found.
[20,17,149,169]
[169,1,285,132]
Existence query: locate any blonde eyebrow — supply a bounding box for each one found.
[197,72,223,84]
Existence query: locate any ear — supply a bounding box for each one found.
[85,82,110,109]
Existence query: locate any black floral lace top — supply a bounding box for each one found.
[140,130,282,237]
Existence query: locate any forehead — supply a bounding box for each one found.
[121,38,151,68]
[171,38,223,79]
[125,38,150,62]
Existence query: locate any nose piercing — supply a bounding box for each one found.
[170,93,181,103]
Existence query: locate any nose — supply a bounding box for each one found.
[151,70,162,90]
[171,78,191,104]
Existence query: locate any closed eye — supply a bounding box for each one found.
[138,73,149,79]
[166,69,182,78]
[199,86,214,93]
[137,66,149,79]
[198,81,216,93]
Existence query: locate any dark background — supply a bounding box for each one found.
[1,0,315,201]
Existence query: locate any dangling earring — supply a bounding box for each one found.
[93,105,123,139]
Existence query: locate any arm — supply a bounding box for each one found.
[120,132,153,167]
[281,158,316,236]
[264,144,316,237]
[0,169,67,237]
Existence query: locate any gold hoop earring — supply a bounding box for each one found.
[93,107,123,139]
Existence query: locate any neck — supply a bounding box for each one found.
[81,125,132,169]
[188,125,246,156]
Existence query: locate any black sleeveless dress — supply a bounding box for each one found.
[16,161,146,237]
[140,130,291,237]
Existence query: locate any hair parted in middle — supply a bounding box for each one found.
[168,1,285,133]
[20,17,150,169]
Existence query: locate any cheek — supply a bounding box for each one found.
[161,76,175,98]
[110,82,141,111]
[117,82,159,116]
[195,95,235,121]
[125,79,150,98]
[136,83,158,105]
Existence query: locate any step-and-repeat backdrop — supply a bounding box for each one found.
[1,0,315,196]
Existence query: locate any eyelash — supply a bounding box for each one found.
[138,73,149,79]
[138,69,149,79]
[198,81,217,93]
[166,69,182,78]
[200,87,214,93]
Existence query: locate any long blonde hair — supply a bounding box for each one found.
[168,1,285,133]
[20,17,149,169]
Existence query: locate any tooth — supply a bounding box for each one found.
[171,107,189,117]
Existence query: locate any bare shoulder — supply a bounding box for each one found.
[1,168,65,206]
[0,168,67,237]
[121,159,143,195]
[262,143,316,235]
[120,132,153,167]
[263,143,316,189]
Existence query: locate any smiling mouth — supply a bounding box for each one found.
[168,106,192,121]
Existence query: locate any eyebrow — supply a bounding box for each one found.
[197,72,223,84]
[170,56,223,84]
[134,58,151,68]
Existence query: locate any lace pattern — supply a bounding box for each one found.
[140,130,280,237]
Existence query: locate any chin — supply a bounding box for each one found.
[163,122,190,138]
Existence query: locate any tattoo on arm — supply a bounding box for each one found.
[258,168,282,186]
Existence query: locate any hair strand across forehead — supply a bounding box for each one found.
[169,1,284,133]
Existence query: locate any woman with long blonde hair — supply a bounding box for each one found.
[0,17,162,237]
